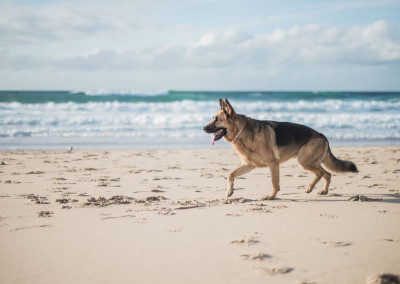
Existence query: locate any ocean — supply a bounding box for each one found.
[1,90,400,150]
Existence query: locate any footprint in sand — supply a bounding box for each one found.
[37,211,53,218]
[4,180,21,184]
[158,207,174,215]
[320,240,353,247]
[101,214,135,221]
[10,225,53,232]
[200,173,214,178]
[172,200,205,210]
[348,195,383,202]
[167,228,182,233]
[319,213,338,219]
[231,234,260,246]
[245,203,273,213]
[239,253,271,261]
[383,238,395,242]
[21,194,50,204]
[80,168,98,172]
[26,171,45,175]
[367,184,387,189]
[254,266,294,275]
[151,184,167,192]
[56,198,79,204]
[225,213,241,217]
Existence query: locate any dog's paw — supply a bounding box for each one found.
[305,186,314,193]
[317,190,328,195]
[261,195,275,200]
[226,189,234,197]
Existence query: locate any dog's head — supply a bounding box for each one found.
[203,98,237,145]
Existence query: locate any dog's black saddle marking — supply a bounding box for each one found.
[269,121,319,147]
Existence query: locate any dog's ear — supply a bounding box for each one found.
[224,98,236,117]
[219,98,225,110]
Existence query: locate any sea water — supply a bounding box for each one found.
[1,90,399,150]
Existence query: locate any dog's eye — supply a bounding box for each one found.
[215,117,219,122]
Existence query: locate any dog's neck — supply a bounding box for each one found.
[232,125,244,143]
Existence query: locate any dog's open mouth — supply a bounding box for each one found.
[211,128,227,145]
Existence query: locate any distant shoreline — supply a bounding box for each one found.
[1,136,400,151]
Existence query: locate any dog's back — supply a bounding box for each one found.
[269,121,323,147]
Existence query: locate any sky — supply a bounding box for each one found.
[0,0,400,91]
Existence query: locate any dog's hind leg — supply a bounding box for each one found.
[302,165,331,195]
[304,167,324,193]
[317,168,331,195]
[227,164,255,197]
[297,139,331,195]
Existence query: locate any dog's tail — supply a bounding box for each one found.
[323,145,358,173]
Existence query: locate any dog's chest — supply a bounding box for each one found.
[233,144,273,167]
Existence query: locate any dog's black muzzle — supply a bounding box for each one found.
[203,124,217,134]
[203,124,227,144]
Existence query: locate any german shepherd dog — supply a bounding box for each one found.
[203,98,358,200]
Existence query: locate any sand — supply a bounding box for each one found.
[0,146,399,284]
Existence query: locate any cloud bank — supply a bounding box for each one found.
[1,20,399,72]
[1,0,399,90]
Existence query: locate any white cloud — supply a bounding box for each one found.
[1,21,399,73]
[198,30,253,46]
[0,1,141,45]
[256,21,400,65]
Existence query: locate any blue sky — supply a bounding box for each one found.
[0,0,399,91]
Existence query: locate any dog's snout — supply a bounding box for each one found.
[203,124,214,133]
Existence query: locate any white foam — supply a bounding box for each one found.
[0,100,399,141]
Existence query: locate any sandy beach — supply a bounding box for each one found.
[1,146,399,284]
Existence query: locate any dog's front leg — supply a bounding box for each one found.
[262,162,280,200]
[227,164,255,197]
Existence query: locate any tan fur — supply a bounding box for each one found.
[204,98,357,200]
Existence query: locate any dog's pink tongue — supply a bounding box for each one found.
[210,129,223,146]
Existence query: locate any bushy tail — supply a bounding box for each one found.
[323,146,358,173]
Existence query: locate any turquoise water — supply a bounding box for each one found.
[1,90,399,104]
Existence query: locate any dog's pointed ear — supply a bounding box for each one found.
[219,98,225,110]
[224,98,236,116]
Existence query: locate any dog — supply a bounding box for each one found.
[203,98,358,200]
